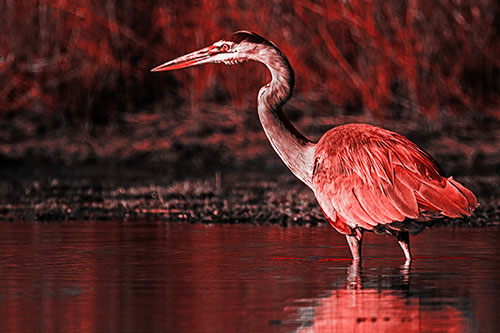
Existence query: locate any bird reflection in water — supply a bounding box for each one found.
[288,261,473,332]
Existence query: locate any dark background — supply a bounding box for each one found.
[0,0,499,222]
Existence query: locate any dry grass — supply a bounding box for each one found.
[0,164,498,225]
[1,1,498,129]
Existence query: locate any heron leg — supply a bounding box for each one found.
[346,228,364,260]
[396,231,412,261]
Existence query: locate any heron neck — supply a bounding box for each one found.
[256,48,315,188]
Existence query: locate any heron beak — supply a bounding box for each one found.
[151,46,216,72]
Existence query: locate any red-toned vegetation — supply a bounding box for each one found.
[0,0,499,166]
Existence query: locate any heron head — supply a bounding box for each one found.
[151,31,275,72]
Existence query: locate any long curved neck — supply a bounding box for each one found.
[254,46,315,188]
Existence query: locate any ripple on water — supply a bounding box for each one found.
[0,221,498,332]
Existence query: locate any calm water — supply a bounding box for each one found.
[0,221,498,332]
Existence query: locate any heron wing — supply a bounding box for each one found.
[313,125,478,233]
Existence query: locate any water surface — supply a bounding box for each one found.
[0,221,498,332]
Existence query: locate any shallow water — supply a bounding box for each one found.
[0,222,498,332]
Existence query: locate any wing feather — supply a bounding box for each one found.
[448,177,478,210]
[312,124,478,233]
[353,181,405,223]
[330,176,379,227]
[382,172,419,218]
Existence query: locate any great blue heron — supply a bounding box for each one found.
[152,31,478,261]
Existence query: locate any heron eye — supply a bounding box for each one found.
[220,44,229,52]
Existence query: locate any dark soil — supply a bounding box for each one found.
[0,108,498,227]
[0,160,498,228]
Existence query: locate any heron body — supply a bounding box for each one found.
[152,31,478,261]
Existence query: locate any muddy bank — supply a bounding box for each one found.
[0,162,498,227]
[1,97,499,226]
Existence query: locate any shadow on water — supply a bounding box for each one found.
[0,222,498,332]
